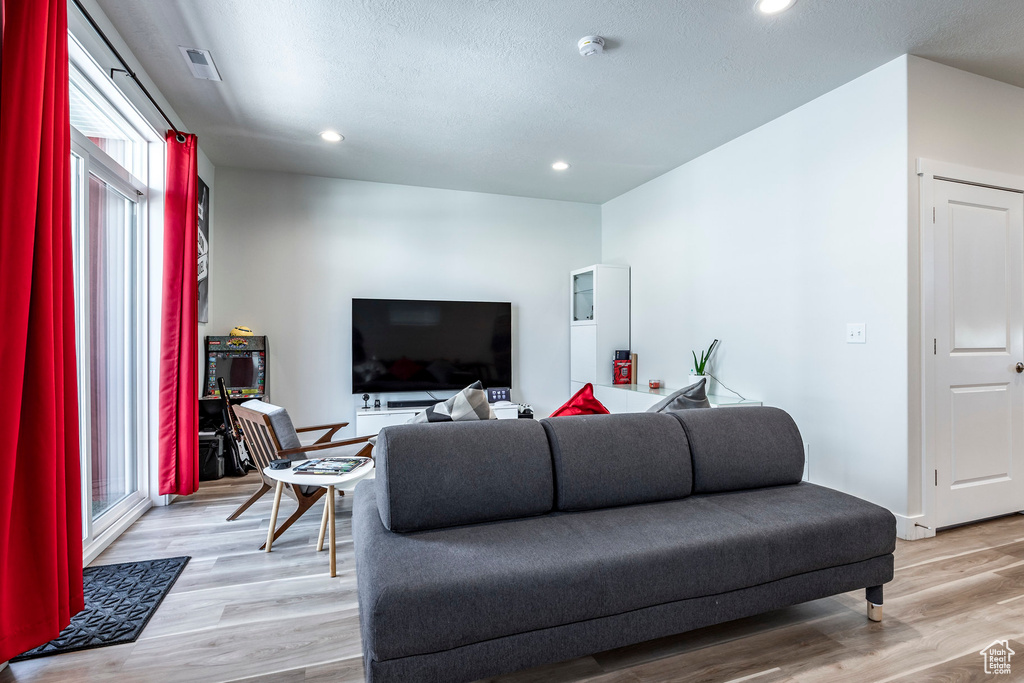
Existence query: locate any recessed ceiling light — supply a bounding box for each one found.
[756,0,795,14]
[552,161,570,171]
[320,130,344,142]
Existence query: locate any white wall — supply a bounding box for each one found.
[906,57,1024,518]
[210,169,601,427]
[909,57,1024,178]
[197,151,215,384]
[601,57,911,515]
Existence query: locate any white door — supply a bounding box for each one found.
[933,179,1024,528]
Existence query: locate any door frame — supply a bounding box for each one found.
[72,129,153,565]
[918,159,1024,535]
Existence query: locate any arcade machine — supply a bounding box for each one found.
[198,335,268,479]
[204,334,267,399]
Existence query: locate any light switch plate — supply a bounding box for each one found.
[846,323,866,344]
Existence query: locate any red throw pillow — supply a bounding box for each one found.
[549,383,610,418]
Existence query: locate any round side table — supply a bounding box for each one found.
[262,459,374,577]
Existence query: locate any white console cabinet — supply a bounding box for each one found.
[355,401,520,437]
[570,264,630,386]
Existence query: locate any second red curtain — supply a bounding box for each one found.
[158,132,200,496]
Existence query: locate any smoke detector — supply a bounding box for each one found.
[178,47,222,81]
[578,36,605,57]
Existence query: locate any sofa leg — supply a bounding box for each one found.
[866,585,883,622]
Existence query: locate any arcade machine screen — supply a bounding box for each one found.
[204,335,267,398]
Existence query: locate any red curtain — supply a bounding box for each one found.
[0,0,85,662]
[158,131,199,496]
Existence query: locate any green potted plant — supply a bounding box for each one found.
[689,339,718,388]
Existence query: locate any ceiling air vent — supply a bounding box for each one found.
[178,46,222,81]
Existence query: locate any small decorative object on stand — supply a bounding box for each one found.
[613,349,632,385]
[362,394,370,409]
[486,387,511,403]
[613,358,632,384]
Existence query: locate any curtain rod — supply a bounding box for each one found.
[69,0,188,143]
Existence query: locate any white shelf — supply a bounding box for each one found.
[569,264,630,385]
[573,381,761,413]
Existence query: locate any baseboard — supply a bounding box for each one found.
[895,513,936,541]
[83,498,152,565]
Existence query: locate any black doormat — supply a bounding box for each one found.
[12,556,190,661]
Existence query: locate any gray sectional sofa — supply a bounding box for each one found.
[352,407,896,683]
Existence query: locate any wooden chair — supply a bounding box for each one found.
[229,402,372,549]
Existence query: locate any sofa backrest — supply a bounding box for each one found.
[374,419,553,532]
[670,406,804,493]
[541,413,692,511]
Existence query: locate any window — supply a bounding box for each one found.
[69,64,143,177]
[69,33,158,551]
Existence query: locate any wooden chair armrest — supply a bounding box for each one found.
[277,435,373,457]
[295,421,351,444]
[295,421,349,432]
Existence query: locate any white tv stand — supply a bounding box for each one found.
[355,401,520,437]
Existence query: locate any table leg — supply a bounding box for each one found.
[328,484,337,577]
[266,481,284,552]
[317,497,329,552]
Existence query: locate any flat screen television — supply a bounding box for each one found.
[352,298,512,394]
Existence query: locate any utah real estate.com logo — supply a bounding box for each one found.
[980,640,1015,675]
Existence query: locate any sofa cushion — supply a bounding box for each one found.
[374,419,553,532]
[692,484,896,579]
[541,413,691,511]
[549,382,610,417]
[671,406,804,493]
[352,480,895,662]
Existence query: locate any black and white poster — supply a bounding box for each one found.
[197,177,210,323]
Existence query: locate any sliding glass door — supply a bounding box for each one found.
[86,172,139,519]
[69,49,152,549]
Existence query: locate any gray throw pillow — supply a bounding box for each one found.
[647,378,711,413]
[409,381,497,423]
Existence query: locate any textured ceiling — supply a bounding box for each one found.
[94,0,1024,204]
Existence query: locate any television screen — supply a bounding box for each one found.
[352,299,512,394]
[212,354,256,389]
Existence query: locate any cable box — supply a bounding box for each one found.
[387,399,437,409]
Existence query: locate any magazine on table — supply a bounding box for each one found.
[293,456,372,475]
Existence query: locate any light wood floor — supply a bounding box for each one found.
[3,475,1024,683]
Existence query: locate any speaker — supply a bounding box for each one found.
[199,433,225,481]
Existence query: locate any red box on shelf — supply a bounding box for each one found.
[613,360,632,385]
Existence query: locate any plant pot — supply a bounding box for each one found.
[688,374,712,391]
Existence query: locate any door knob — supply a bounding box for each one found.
[1017,362,1024,374]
